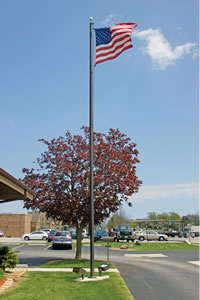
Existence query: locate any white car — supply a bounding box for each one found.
[22,231,48,241]
[82,229,88,238]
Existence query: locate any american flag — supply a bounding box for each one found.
[94,23,137,65]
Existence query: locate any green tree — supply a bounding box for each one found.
[129,219,137,228]
[0,247,18,271]
[147,212,157,220]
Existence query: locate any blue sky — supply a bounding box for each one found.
[0,0,199,219]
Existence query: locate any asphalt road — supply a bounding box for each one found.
[113,252,199,300]
[5,243,200,300]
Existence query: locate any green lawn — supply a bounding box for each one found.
[95,242,199,251]
[0,272,132,300]
[40,258,115,268]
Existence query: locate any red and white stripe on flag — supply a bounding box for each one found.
[95,23,137,65]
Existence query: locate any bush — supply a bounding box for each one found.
[0,246,19,271]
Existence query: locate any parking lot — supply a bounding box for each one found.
[0,236,199,244]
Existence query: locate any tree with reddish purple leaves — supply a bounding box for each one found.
[22,127,142,259]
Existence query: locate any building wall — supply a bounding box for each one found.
[0,214,31,237]
[29,212,63,231]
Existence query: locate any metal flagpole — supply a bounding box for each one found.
[89,17,94,278]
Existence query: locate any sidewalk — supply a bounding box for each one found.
[0,237,43,244]
[18,267,119,272]
[0,237,91,244]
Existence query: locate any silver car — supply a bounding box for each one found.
[134,230,168,241]
[52,231,72,249]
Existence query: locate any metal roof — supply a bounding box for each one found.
[0,168,35,203]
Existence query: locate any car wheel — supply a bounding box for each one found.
[117,239,119,242]
[24,236,29,241]
[68,245,72,250]
[42,236,47,241]
[159,236,164,241]
[139,236,145,241]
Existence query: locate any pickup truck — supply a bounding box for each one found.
[113,225,134,242]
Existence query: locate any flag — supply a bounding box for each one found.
[94,23,137,65]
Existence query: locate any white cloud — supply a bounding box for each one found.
[130,183,199,202]
[133,28,197,70]
[100,14,125,27]
[100,14,118,27]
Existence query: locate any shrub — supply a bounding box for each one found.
[0,246,19,271]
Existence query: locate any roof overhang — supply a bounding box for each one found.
[0,168,35,203]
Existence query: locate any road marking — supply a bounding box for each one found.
[12,245,25,250]
[188,261,200,266]
[125,254,168,258]
[43,244,52,251]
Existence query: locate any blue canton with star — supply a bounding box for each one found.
[95,28,111,46]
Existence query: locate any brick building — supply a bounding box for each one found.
[0,214,31,237]
[0,212,62,237]
[0,167,62,237]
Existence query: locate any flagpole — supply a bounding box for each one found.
[89,16,94,278]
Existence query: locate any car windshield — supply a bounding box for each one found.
[56,231,68,236]
[119,226,131,230]
[96,230,107,235]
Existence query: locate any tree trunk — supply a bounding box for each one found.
[75,226,84,260]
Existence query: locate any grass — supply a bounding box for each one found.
[47,241,199,251]
[94,241,199,251]
[0,271,132,300]
[40,258,115,268]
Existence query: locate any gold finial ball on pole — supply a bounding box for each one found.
[90,17,93,22]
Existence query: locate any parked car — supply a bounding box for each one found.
[48,229,59,242]
[22,231,48,241]
[52,231,72,249]
[183,232,195,238]
[178,231,195,238]
[193,232,200,237]
[134,231,168,241]
[94,230,108,242]
[41,228,51,234]
[0,230,4,237]
[69,230,84,240]
[82,229,89,238]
